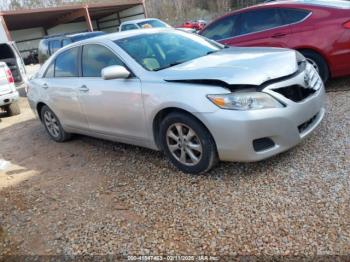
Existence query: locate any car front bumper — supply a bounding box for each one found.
[0,91,19,107]
[196,64,326,162]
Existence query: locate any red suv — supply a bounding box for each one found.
[200,0,350,81]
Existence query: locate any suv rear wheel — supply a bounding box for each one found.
[160,112,218,174]
[5,102,21,116]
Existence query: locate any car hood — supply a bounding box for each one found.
[159,47,298,86]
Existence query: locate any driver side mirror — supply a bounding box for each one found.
[102,65,130,80]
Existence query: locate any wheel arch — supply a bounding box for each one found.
[36,102,47,121]
[295,47,332,78]
[152,107,216,151]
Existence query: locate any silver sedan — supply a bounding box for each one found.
[27,29,325,174]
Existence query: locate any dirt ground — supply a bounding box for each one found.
[0,76,349,258]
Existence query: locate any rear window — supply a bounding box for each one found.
[298,0,350,9]
[280,8,311,24]
[137,20,169,29]
[0,44,15,59]
[121,24,139,31]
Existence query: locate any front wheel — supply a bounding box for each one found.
[300,50,329,82]
[40,105,71,142]
[160,112,218,174]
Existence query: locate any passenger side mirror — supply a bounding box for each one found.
[101,65,130,80]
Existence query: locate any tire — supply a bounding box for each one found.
[6,101,21,116]
[300,50,329,82]
[159,112,218,174]
[40,105,71,142]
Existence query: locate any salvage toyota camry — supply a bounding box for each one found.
[27,29,325,174]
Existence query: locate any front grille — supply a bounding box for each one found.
[273,65,322,102]
[273,85,316,102]
[298,114,318,133]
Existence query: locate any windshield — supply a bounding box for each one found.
[115,31,222,71]
[137,20,169,28]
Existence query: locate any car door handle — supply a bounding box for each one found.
[271,33,287,38]
[79,85,89,92]
[42,83,49,89]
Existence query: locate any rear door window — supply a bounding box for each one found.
[280,8,311,24]
[200,15,239,40]
[54,47,79,77]
[82,44,124,77]
[239,8,285,35]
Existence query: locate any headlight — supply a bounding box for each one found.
[207,92,283,110]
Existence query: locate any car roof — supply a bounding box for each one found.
[76,28,179,44]
[253,0,350,9]
[121,18,160,25]
[43,31,105,40]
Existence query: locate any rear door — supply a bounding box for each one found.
[41,46,88,130]
[223,8,292,48]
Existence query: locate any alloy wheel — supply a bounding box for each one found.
[166,123,203,166]
[44,111,60,138]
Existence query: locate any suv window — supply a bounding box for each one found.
[49,40,62,55]
[55,47,79,77]
[280,8,311,24]
[239,8,284,35]
[82,44,124,77]
[121,24,138,31]
[62,39,72,47]
[200,15,239,40]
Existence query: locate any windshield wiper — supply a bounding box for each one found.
[153,61,187,71]
[206,50,220,55]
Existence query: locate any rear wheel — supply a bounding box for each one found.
[5,102,21,116]
[300,50,329,82]
[160,112,218,174]
[40,105,71,142]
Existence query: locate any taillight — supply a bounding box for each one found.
[343,20,350,29]
[5,69,14,84]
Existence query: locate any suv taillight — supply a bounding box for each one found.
[5,69,14,84]
[344,20,350,29]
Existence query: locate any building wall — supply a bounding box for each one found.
[8,4,146,61]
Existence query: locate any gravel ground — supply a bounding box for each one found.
[0,77,349,258]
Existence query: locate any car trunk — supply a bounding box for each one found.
[0,43,22,84]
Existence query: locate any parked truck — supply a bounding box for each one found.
[0,16,27,87]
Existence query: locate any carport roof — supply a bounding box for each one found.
[0,0,144,31]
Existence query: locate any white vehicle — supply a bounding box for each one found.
[119,18,171,32]
[0,62,20,116]
[0,42,27,87]
[119,18,196,34]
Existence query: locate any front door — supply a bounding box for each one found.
[78,44,146,142]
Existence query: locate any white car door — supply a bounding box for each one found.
[78,44,147,143]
